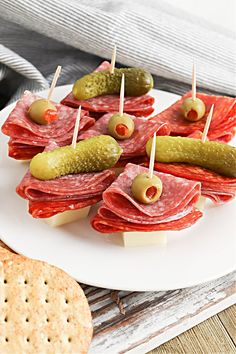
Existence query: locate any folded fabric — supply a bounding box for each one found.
[0,0,235,103]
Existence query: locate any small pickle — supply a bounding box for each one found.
[28,99,58,125]
[181,97,206,122]
[30,135,122,180]
[108,113,134,140]
[72,68,153,100]
[146,136,236,177]
[131,173,163,204]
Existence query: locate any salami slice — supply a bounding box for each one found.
[61,61,155,117]
[16,169,116,218]
[153,92,236,142]
[143,162,236,205]
[78,113,170,159]
[1,91,95,159]
[61,92,154,117]
[91,164,202,233]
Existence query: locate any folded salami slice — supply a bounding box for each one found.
[91,164,202,233]
[16,169,116,218]
[78,113,170,160]
[154,92,236,142]
[1,91,95,160]
[143,162,236,205]
[61,61,155,117]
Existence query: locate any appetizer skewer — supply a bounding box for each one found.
[16,135,121,225]
[181,63,206,122]
[78,74,169,163]
[61,61,155,118]
[152,63,235,142]
[1,88,94,160]
[145,116,236,205]
[110,44,116,74]
[28,66,62,125]
[91,163,202,234]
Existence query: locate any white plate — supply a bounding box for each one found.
[0,86,235,291]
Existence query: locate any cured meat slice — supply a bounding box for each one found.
[153,92,236,142]
[1,91,95,159]
[61,92,154,117]
[78,113,170,159]
[91,164,202,233]
[61,61,155,117]
[144,162,236,205]
[94,61,111,72]
[16,169,116,218]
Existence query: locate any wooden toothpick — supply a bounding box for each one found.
[149,132,156,179]
[110,45,117,74]
[71,106,81,149]
[47,66,62,101]
[192,62,196,101]
[202,104,214,143]
[119,73,125,116]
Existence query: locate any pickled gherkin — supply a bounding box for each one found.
[72,68,153,100]
[146,136,236,178]
[30,135,122,180]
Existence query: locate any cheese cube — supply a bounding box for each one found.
[120,231,167,247]
[44,206,91,227]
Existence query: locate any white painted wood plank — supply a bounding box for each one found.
[127,294,236,354]
[89,272,236,354]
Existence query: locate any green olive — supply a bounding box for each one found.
[181,97,206,122]
[28,99,58,125]
[131,173,163,204]
[108,113,134,140]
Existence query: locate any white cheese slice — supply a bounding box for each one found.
[44,206,91,227]
[120,231,167,247]
[195,196,206,212]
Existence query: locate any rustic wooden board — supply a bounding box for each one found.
[0,240,235,353]
[88,272,235,353]
[149,307,236,354]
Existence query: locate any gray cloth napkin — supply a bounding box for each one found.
[0,0,235,107]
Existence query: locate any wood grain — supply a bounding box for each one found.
[149,306,236,354]
[218,305,236,345]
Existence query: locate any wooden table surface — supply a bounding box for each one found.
[149,305,236,354]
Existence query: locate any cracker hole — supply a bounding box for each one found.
[46,318,50,322]
[24,280,28,285]
[26,318,29,322]
[44,280,48,285]
[45,299,49,303]
[65,299,69,304]
[26,337,30,342]
[4,279,7,284]
[67,318,70,323]
[47,338,51,343]
[68,337,72,343]
[5,337,9,342]
[25,298,29,303]
[4,298,8,303]
[4,317,8,322]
